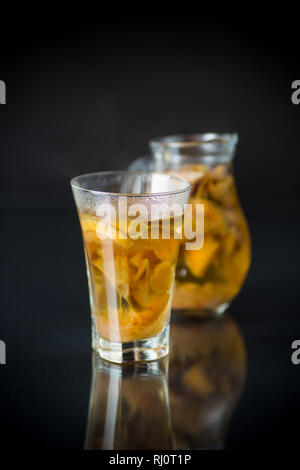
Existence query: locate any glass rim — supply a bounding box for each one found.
[149,132,238,149]
[70,170,191,197]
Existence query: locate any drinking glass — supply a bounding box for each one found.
[71,171,191,363]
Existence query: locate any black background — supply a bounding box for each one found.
[0,15,300,450]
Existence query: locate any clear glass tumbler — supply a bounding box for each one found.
[71,171,191,363]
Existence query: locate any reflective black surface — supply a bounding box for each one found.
[0,204,300,449]
[168,316,246,450]
[85,315,246,450]
[85,356,172,450]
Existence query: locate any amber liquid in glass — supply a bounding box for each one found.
[79,214,181,342]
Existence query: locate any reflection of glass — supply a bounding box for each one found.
[129,134,251,317]
[85,354,172,450]
[84,314,246,450]
[71,171,190,363]
[169,314,247,449]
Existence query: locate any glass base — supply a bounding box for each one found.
[92,324,170,364]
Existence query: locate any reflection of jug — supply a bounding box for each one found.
[85,355,173,449]
[168,314,247,449]
[129,134,251,317]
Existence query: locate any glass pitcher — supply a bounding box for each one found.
[129,133,251,317]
